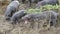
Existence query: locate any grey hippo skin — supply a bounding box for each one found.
[43,10,58,27]
[5,0,19,20]
[11,10,27,24]
[22,10,58,27]
[43,0,59,5]
[21,0,42,7]
[36,0,59,8]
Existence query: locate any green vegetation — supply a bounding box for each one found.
[40,4,60,11]
[26,9,41,14]
[26,4,60,14]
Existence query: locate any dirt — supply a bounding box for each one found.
[0,15,60,34]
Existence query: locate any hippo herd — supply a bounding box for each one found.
[4,0,59,27]
[11,0,59,7]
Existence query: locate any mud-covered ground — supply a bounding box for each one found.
[0,14,60,34]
